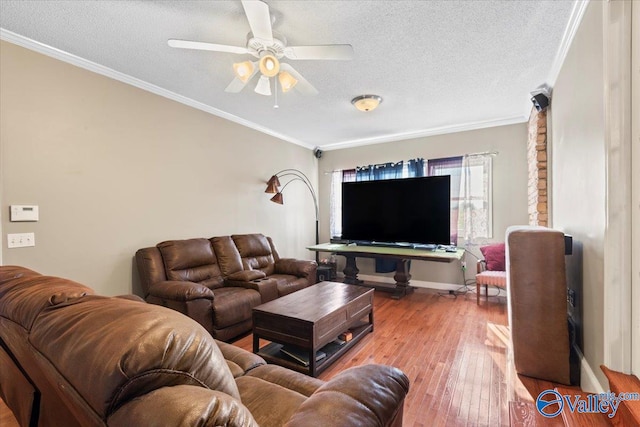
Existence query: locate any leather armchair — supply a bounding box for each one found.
[506,226,576,385]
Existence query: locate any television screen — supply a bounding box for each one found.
[341,176,451,245]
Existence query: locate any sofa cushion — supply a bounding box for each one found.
[30,295,240,418]
[232,234,276,275]
[211,236,244,277]
[212,287,261,328]
[270,274,308,297]
[244,365,323,397]
[236,376,307,427]
[480,243,506,271]
[158,239,224,288]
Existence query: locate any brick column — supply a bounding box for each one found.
[527,108,548,226]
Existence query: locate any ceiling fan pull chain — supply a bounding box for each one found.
[274,78,279,109]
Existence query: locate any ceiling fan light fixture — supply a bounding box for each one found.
[351,94,383,112]
[233,61,255,83]
[278,71,298,92]
[259,54,280,77]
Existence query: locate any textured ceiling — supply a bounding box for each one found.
[0,1,578,150]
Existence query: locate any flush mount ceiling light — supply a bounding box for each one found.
[351,95,383,112]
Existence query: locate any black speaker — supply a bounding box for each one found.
[531,92,550,112]
[313,148,323,159]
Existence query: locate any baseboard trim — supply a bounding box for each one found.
[576,347,606,393]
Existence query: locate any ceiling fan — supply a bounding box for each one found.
[168,0,354,97]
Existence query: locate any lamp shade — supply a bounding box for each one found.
[265,175,281,192]
[270,192,284,204]
[233,61,255,83]
[265,176,280,193]
[255,75,272,96]
[278,71,298,93]
[259,55,280,77]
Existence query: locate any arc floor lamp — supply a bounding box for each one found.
[265,169,319,263]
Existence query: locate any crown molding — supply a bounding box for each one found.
[320,115,528,151]
[0,29,314,150]
[545,0,590,88]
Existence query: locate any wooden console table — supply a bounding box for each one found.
[307,243,465,299]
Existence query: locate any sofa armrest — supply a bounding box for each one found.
[215,339,265,376]
[108,385,258,427]
[225,275,278,303]
[148,280,214,301]
[285,364,409,427]
[227,270,266,281]
[275,259,317,279]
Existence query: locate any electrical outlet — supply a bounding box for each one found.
[7,232,35,248]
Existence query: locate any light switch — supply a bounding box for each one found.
[7,233,35,248]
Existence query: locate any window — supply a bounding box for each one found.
[460,155,493,242]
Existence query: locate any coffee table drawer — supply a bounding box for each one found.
[348,293,373,321]
[316,309,348,345]
[253,313,312,348]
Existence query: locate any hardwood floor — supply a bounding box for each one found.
[235,287,563,427]
[0,287,574,426]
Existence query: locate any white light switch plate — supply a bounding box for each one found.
[7,233,35,248]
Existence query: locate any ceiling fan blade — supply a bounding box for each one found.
[241,0,273,43]
[284,45,354,60]
[168,39,249,55]
[255,75,272,96]
[225,61,259,93]
[279,63,318,95]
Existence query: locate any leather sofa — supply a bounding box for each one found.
[136,234,317,341]
[0,266,409,427]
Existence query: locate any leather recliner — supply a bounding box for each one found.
[136,233,317,341]
[0,266,409,427]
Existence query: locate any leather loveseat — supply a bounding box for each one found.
[0,266,409,427]
[136,234,317,341]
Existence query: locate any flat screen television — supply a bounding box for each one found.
[341,176,451,245]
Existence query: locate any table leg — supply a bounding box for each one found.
[253,334,259,353]
[342,255,363,284]
[393,259,414,299]
[309,348,316,377]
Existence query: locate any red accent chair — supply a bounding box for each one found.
[476,242,507,304]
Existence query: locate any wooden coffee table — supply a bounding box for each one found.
[252,281,374,377]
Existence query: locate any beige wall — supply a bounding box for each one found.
[550,1,606,388]
[0,41,318,296]
[318,123,529,285]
